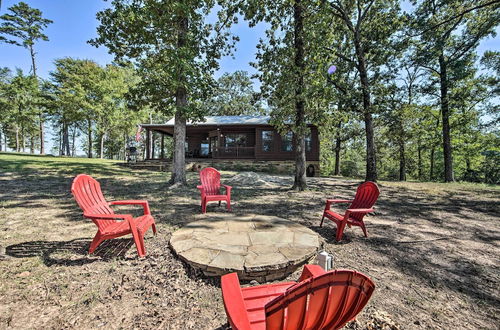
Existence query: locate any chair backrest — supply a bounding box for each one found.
[71,174,115,230]
[349,181,380,221]
[199,167,221,195]
[265,270,375,330]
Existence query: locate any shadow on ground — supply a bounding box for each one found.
[6,238,134,266]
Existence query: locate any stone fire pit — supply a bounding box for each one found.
[169,214,321,282]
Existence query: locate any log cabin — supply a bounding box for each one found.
[140,116,320,176]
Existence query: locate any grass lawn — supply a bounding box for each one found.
[0,152,499,329]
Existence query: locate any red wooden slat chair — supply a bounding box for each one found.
[320,181,380,241]
[71,174,157,257]
[197,167,232,213]
[221,265,375,330]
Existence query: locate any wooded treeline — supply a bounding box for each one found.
[0,0,498,185]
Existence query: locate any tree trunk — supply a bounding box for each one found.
[363,112,377,182]
[15,127,19,152]
[430,147,435,180]
[21,128,25,152]
[170,14,189,185]
[439,54,454,182]
[417,138,422,180]
[61,122,70,156]
[170,107,187,185]
[29,44,44,155]
[354,37,377,182]
[87,119,93,158]
[124,132,127,161]
[100,133,105,159]
[30,136,35,154]
[334,122,342,176]
[39,114,44,155]
[334,139,341,176]
[71,124,77,156]
[399,141,406,181]
[0,127,2,152]
[292,0,307,191]
[59,127,63,156]
[64,124,70,156]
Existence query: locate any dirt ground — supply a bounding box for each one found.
[0,154,499,329]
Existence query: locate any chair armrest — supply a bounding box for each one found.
[221,273,251,330]
[197,185,206,197]
[325,199,352,211]
[298,264,327,282]
[327,199,352,204]
[83,213,133,221]
[109,200,150,215]
[222,185,232,194]
[346,208,374,214]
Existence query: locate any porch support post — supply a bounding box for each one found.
[146,128,151,159]
[161,133,165,159]
[152,131,156,159]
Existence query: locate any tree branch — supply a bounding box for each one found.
[324,46,355,63]
[449,20,497,63]
[413,0,500,37]
[420,64,440,75]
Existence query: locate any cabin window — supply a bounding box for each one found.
[224,133,247,147]
[305,130,312,152]
[281,132,293,152]
[261,131,273,152]
[200,139,210,156]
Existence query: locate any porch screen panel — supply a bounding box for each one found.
[262,130,273,152]
[305,129,312,152]
[281,132,293,152]
[224,134,247,147]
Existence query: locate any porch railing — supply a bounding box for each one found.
[213,146,255,159]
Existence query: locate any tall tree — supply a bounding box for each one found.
[0,67,13,152]
[0,1,53,154]
[2,69,40,153]
[203,70,264,115]
[480,50,500,128]
[323,0,403,182]
[91,0,236,185]
[410,0,500,181]
[238,0,328,190]
[49,58,104,158]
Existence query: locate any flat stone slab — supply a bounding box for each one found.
[170,213,321,281]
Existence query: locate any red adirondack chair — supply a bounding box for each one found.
[221,264,375,330]
[197,167,232,213]
[71,174,157,257]
[320,181,380,241]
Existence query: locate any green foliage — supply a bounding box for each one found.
[202,71,264,115]
[0,68,41,151]
[0,1,52,53]
[90,0,237,120]
[48,58,148,158]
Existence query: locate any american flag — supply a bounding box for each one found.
[135,125,143,142]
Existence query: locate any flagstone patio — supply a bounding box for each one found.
[169,213,322,282]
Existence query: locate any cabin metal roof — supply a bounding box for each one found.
[142,115,272,127]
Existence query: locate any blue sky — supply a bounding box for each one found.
[0,0,267,153]
[0,0,498,153]
[0,0,266,81]
[1,1,498,81]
